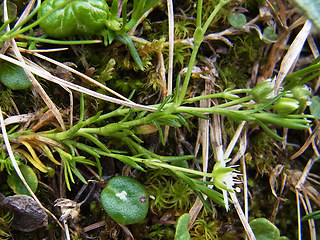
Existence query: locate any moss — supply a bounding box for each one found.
[249,131,277,175]
[217,34,263,88]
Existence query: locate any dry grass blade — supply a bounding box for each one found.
[10,43,66,130]
[295,157,318,192]
[0,53,156,112]
[224,121,246,159]
[13,0,36,26]
[291,122,320,160]
[295,190,302,240]
[307,35,320,91]
[296,191,316,239]
[188,82,212,227]
[241,156,249,225]
[2,0,65,130]
[25,50,134,103]
[230,193,256,240]
[166,0,174,96]
[301,193,316,239]
[275,19,313,93]
[230,130,247,165]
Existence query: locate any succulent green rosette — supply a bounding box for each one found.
[37,0,109,38]
[101,176,149,225]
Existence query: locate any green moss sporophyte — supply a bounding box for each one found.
[100,176,149,225]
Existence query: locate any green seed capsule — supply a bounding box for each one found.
[0,61,32,90]
[251,80,275,103]
[273,97,300,115]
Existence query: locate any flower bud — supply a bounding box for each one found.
[273,97,299,115]
[251,80,275,103]
[106,20,122,31]
[291,85,311,101]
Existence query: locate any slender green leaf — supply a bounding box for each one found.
[302,210,320,220]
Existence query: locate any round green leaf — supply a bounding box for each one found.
[250,218,280,240]
[263,26,278,43]
[311,96,320,119]
[0,61,32,90]
[7,164,38,196]
[0,1,17,22]
[227,13,247,28]
[101,176,149,225]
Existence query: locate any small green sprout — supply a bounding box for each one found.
[101,176,149,225]
[263,26,278,43]
[291,85,311,102]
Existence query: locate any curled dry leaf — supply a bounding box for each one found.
[269,164,285,198]
[54,198,81,222]
[287,169,320,207]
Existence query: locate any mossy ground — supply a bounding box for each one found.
[0,0,319,239]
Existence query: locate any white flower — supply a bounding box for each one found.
[212,159,241,211]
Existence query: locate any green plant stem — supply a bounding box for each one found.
[86,90,253,123]
[0,20,10,33]
[18,35,102,45]
[136,158,212,177]
[176,0,231,105]
[176,43,201,105]
[196,0,203,27]
[202,0,231,33]
[43,111,166,141]
[41,92,311,143]
[183,92,240,103]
